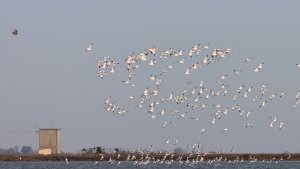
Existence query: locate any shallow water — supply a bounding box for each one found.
[0,161,300,169]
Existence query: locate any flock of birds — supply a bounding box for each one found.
[8,28,300,153]
[63,150,294,167]
[89,40,300,154]
[7,27,300,167]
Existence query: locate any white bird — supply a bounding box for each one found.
[200,128,206,134]
[151,114,156,119]
[223,108,229,115]
[259,101,267,108]
[200,104,207,111]
[94,161,99,165]
[164,139,170,144]
[234,69,242,75]
[178,58,185,64]
[246,123,253,128]
[65,158,69,165]
[269,115,278,128]
[192,63,200,69]
[192,43,200,51]
[142,87,148,97]
[163,121,171,128]
[152,88,159,96]
[160,109,166,115]
[222,126,231,133]
[175,49,184,57]
[279,122,285,130]
[203,43,210,49]
[168,92,173,100]
[148,46,158,55]
[254,62,264,72]
[188,49,194,57]
[244,91,248,98]
[296,64,300,68]
[246,111,251,119]
[254,67,260,72]
[128,96,133,101]
[149,75,157,81]
[202,56,210,64]
[224,48,232,54]
[258,62,264,69]
[85,43,93,51]
[156,78,162,86]
[247,86,253,93]
[185,68,190,75]
[178,112,187,119]
[110,66,115,73]
[220,74,228,80]
[149,59,157,66]
[272,115,278,122]
[269,121,274,128]
[244,57,254,63]
[167,64,174,69]
[211,117,216,124]
[139,52,147,61]
[199,80,206,87]
[191,116,200,120]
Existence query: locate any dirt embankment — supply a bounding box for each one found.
[1,153,300,161]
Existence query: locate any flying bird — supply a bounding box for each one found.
[12,28,18,36]
[279,122,285,130]
[221,126,231,133]
[148,46,158,55]
[97,43,295,158]
[244,57,254,63]
[85,43,93,51]
[254,62,264,72]
[200,128,206,134]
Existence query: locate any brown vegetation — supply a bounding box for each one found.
[1,153,300,161]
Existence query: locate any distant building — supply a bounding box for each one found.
[38,128,61,155]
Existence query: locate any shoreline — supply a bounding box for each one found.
[1,153,300,161]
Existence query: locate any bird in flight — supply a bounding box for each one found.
[244,57,254,63]
[85,43,93,51]
[12,28,18,36]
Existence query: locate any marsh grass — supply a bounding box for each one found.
[1,153,300,161]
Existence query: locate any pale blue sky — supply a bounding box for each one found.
[1,1,300,153]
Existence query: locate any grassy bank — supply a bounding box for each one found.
[1,153,300,161]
